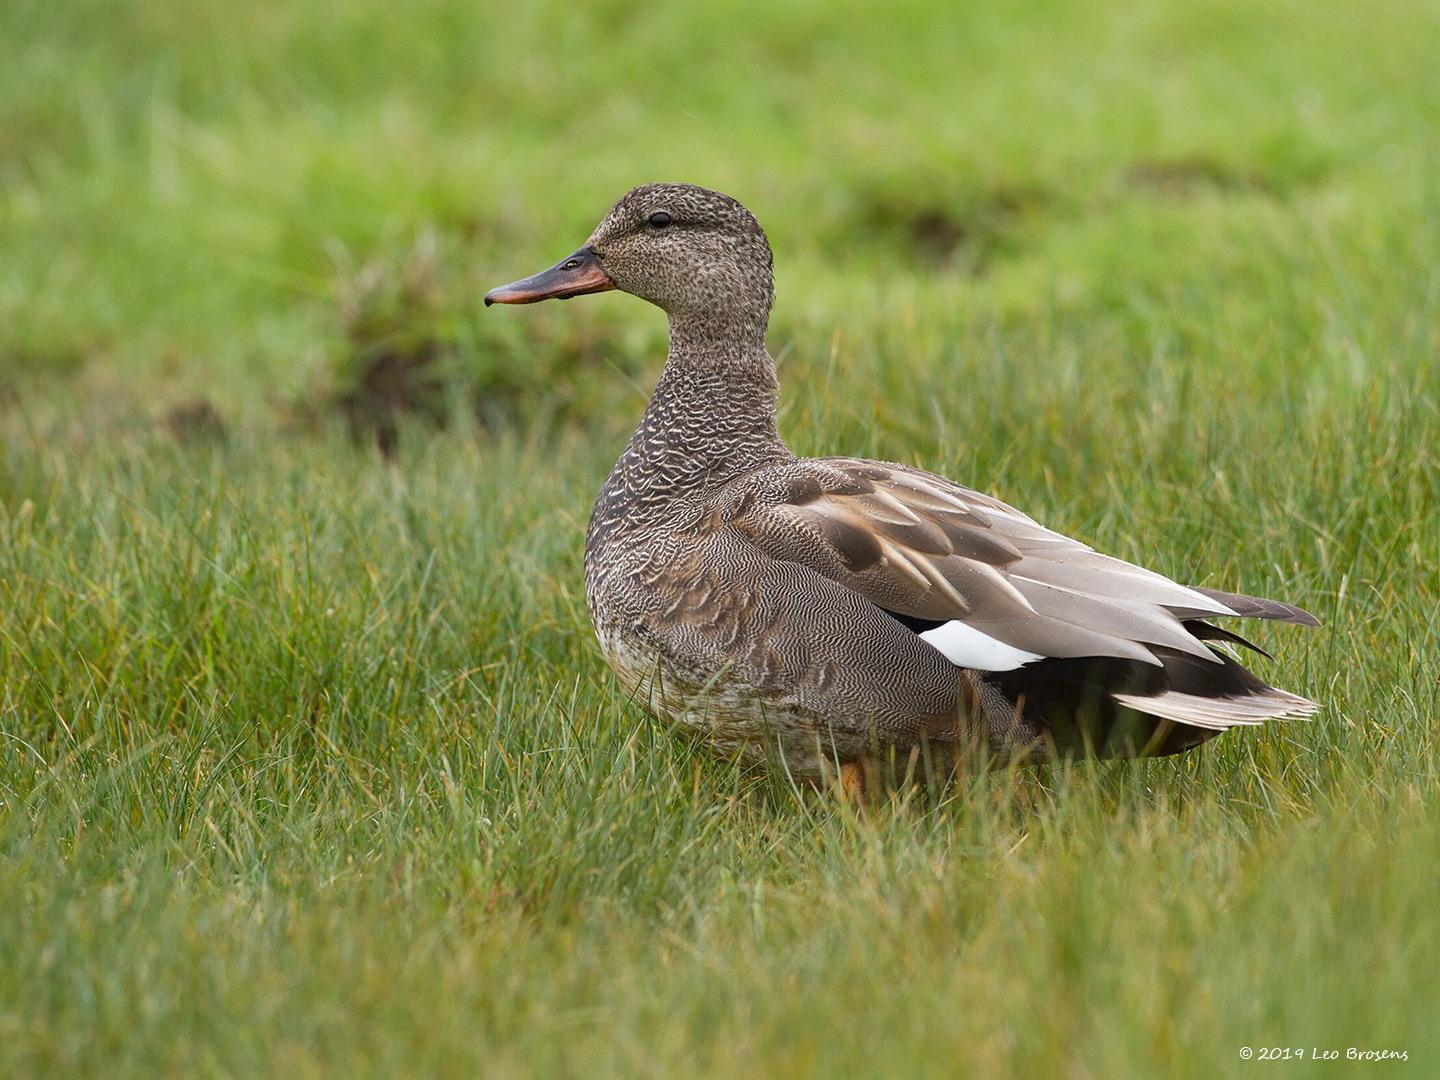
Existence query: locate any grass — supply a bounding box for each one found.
[2,0,1438,1074]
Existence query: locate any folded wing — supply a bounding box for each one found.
[724,456,1318,739]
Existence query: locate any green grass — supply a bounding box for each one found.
[2,0,1439,1075]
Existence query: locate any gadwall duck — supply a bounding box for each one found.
[486,183,1318,793]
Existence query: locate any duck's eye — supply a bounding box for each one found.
[648,211,672,229]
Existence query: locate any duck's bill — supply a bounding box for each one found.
[483,246,616,305]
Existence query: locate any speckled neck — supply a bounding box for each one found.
[586,312,792,557]
[665,299,771,361]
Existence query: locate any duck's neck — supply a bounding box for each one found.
[665,303,770,360]
[588,308,793,547]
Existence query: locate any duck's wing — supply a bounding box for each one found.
[723,456,1318,733]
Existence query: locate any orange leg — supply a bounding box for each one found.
[837,761,865,803]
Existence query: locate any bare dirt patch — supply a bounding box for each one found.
[163,397,227,444]
[850,181,1051,272]
[327,232,451,458]
[1124,156,1276,198]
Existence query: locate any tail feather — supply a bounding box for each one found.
[1112,687,1318,731]
[1184,619,1272,659]
[988,634,1318,758]
[1185,587,1321,627]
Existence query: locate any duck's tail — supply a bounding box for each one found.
[1108,637,1319,755]
[986,587,1320,758]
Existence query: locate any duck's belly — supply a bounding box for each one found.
[583,528,1023,777]
[593,621,862,780]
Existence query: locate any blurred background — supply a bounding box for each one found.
[3,0,1435,444]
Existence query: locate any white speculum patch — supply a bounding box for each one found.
[918,620,1045,671]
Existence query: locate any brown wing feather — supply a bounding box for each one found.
[726,457,1316,667]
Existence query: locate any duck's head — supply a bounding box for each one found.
[485,183,774,337]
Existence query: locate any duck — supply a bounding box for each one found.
[485,182,1319,796]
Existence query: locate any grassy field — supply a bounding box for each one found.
[2,0,1438,1075]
